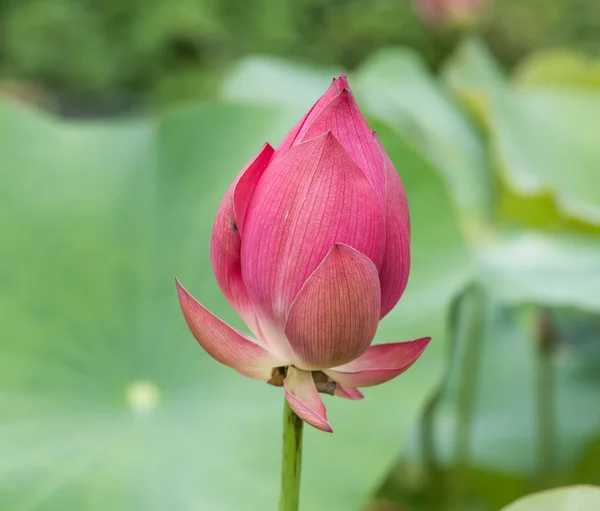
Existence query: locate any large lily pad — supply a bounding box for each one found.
[0,95,468,510]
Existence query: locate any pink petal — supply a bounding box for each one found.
[324,337,430,387]
[336,75,350,89]
[285,244,381,370]
[374,133,411,318]
[241,132,385,352]
[334,384,364,400]
[299,88,386,208]
[233,144,274,235]
[284,366,333,432]
[176,279,282,380]
[276,75,348,153]
[210,143,274,337]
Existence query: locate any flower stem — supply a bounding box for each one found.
[279,397,304,511]
[535,308,557,485]
[448,284,485,509]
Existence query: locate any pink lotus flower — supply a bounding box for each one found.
[415,0,485,29]
[176,76,429,432]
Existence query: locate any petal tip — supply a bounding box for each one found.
[284,389,333,432]
[306,130,345,154]
[175,277,189,299]
[283,368,334,432]
[334,75,349,90]
[415,336,432,351]
[325,336,431,388]
[318,417,334,433]
[335,384,365,400]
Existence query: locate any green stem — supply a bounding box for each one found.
[279,397,304,511]
[420,394,444,509]
[448,284,485,508]
[420,287,465,508]
[535,309,557,485]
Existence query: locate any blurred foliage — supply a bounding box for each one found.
[2,3,600,507]
[1,0,600,104]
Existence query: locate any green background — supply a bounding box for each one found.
[1,1,600,510]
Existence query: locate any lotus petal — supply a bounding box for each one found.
[300,88,386,207]
[284,366,333,432]
[277,75,349,152]
[176,279,283,379]
[334,384,364,400]
[210,143,274,337]
[241,132,385,357]
[374,133,411,318]
[285,244,381,370]
[325,337,430,387]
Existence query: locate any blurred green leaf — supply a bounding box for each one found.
[431,304,600,476]
[498,90,600,223]
[383,301,600,509]
[221,55,339,109]
[0,96,469,510]
[443,38,600,226]
[500,485,600,511]
[443,38,507,91]
[441,37,507,126]
[572,434,600,484]
[514,50,600,89]
[354,47,492,226]
[476,231,600,312]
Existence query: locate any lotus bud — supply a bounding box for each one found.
[176,76,430,432]
[415,0,485,30]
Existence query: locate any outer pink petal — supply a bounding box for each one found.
[275,75,349,153]
[176,279,282,380]
[241,132,385,351]
[285,244,381,370]
[374,133,411,318]
[233,144,275,235]
[284,366,333,432]
[324,337,430,388]
[300,88,386,208]
[210,143,274,337]
[334,384,364,400]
